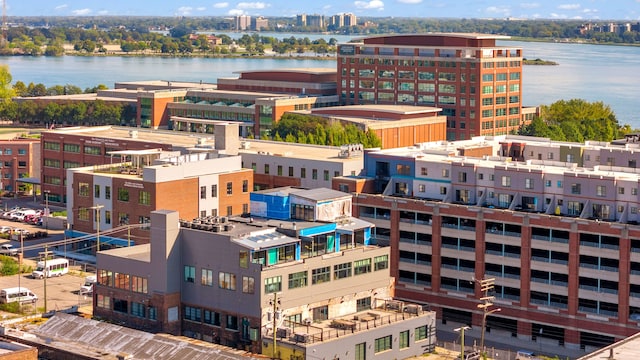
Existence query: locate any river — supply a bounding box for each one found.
[0,35,638,128]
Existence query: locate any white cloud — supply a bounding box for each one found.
[520,2,540,9]
[485,6,511,16]
[582,8,598,14]
[397,0,422,4]
[177,6,193,15]
[54,4,68,10]
[228,9,245,15]
[354,0,384,10]
[97,10,109,15]
[550,12,568,18]
[323,4,332,10]
[557,4,581,10]
[71,8,91,15]
[213,2,229,8]
[196,7,207,11]
[237,2,269,10]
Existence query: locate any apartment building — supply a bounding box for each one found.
[334,141,640,352]
[0,137,40,194]
[67,148,252,251]
[337,33,525,141]
[94,189,436,359]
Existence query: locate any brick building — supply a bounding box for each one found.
[337,33,526,141]
[0,137,40,194]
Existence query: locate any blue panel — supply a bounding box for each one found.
[251,193,291,220]
[298,222,337,237]
[364,227,371,246]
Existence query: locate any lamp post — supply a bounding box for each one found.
[43,190,50,230]
[454,326,471,360]
[478,304,501,352]
[88,205,104,254]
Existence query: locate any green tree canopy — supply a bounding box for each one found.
[519,99,622,142]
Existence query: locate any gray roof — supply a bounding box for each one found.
[291,188,352,202]
[233,228,300,250]
[31,313,258,360]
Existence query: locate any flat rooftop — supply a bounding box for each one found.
[234,68,336,75]
[46,126,358,162]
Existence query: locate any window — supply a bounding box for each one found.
[501,176,511,187]
[375,335,392,353]
[84,145,101,155]
[105,186,111,200]
[442,169,449,178]
[113,298,128,313]
[458,172,467,183]
[418,184,426,192]
[226,206,233,216]
[44,141,60,151]
[97,295,110,309]
[289,166,294,177]
[415,325,428,341]
[78,182,90,196]
[334,262,352,280]
[227,315,238,330]
[571,183,581,194]
[301,168,306,178]
[264,164,269,174]
[357,297,371,312]
[557,181,563,188]
[226,182,233,195]
[421,167,428,176]
[242,276,255,294]
[219,272,236,290]
[201,269,213,286]
[264,276,282,293]
[139,191,151,205]
[63,144,80,153]
[184,266,195,283]
[355,343,366,360]
[596,185,606,197]
[132,276,147,293]
[118,188,129,201]
[525,178,534,189]
[131,302,145,318]
[324,170,330,181]
[204,310,221,326]
[78,208,90,221]
[634,188,639,195]
[200,186,206,199]
[440,187,447,195]
[354,258,372,275]
[288,271,308,289]
[105,210,111,225]
[184,306,201,321]
[277,165,283,176]
[312,266,331,284]
[114,273,130,289]
[242,180,249,192]
[312,169,318,180]
[400,330,410,349]
[618,187,625,195]
[94,185,100,198]
[374,255,389,271]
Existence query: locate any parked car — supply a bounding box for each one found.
[12,228,30,236]
[0,226,12,234]
[0,244,18,256]
[10,209,37,222]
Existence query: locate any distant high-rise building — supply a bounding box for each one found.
[344,13,357,27]
[330,14,344,28]
[296,14,307,27]
[235,15,251,31]
[337,33,525,141]
[251,16,268,31]
[306,14,325,28]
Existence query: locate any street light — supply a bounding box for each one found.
[479,305,501,352]
[43,190,50,230]
[454,326,471,360]
[87,205,104,254]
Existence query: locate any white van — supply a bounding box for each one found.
[516,351,535,360]
[0,287,37,304]
[80,275,97,295]
[32,258,69,279]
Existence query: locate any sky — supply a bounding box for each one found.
[5,0,640,20]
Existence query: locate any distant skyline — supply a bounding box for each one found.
[4,0,640,21]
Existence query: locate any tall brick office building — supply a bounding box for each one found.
[337,33,526,141]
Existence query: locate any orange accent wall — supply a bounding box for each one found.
[218,169,254,216]
[374,121,447,149]
[154,178,200,220]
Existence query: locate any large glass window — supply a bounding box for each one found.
[375,335,392,353]
[312,266,331,284]
[288,271,308,289]
[264,276,282,293]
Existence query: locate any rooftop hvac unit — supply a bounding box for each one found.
[404,304,422,315]
[211,225,222,233]
[276,328,292,339]
[294,333,310,343]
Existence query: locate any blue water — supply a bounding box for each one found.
[1,38,638,128]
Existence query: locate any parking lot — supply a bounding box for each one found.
[0,196,92,314]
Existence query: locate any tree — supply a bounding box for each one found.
[520,99,620,142]
[0,65,15,102]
